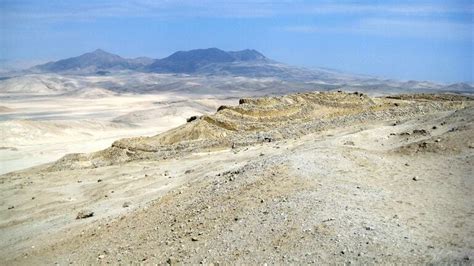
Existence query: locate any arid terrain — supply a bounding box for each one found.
[0,73,245,174]
[1,91,473,264]
[3,0,474,263]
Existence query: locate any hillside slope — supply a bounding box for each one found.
[1,91,473,264]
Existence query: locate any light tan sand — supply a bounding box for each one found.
[0,93,237,174]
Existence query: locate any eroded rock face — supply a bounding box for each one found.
[48,91,472,171]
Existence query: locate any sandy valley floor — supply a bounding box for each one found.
[0,93,237,174]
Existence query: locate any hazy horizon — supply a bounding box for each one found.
[1,0,473,83]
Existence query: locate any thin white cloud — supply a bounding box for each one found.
[357,18,473,39]
[2,1,473,21]
[281,18,474,40]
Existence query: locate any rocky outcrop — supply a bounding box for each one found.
[48,92,472,171]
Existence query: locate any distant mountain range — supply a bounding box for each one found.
[31,48,267,74]
[12,48,472,93]
[29,48,358,81]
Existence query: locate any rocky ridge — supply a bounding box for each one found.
[50,91,472,171]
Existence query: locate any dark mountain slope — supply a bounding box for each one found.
[146,48,269,73]
[33,49,153,73]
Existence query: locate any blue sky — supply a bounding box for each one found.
[1,0,472,83]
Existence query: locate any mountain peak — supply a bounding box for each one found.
[84,49,120,58]
[91,48,109,54]
[228,49,267,61]
[146,48,268,73]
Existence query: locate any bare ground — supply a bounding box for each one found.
[0,92,473,264]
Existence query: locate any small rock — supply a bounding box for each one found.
[365,226,374,231]
[412,129,428,135]
[167,257,176,265]
[435,139,441,143]
[344,140,355,146]
[76,210,94,219]
[122,202,131,208]
[97,179,102,183]
[191,237,198,242]
[186,116,198,123]
[185,169,194,174]
[412,176,419,181]
[8,206,14,210]
[432,126,437,130]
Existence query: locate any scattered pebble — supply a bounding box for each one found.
[76,210,94,219]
